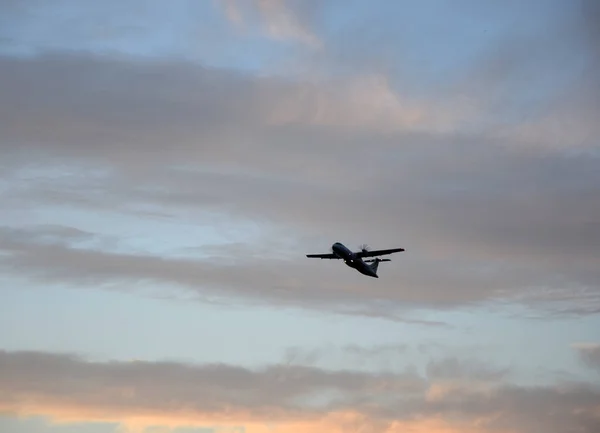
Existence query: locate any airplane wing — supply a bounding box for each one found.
[306,253,339,259]
[354,247,405,258]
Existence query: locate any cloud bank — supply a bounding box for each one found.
[1,350,599,433]
[0,46,598,319]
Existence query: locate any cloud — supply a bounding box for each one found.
[1,350,599,433]
[220,0,244,26]
[0,224,455,323]
[254,0,321,48]
[0,1,599,320]
[0,51,471,161]
[218,0,322,48]
[281,344,413,373]
[425,357,509,382]
[573,343,600,373]
[0,52,598,319]
[1,215,597,322]
[0,349,426,431]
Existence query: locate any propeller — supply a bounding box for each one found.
[364,258,391,262]
[359,243,370,252]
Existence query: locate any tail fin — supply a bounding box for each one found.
[369,258,381,275]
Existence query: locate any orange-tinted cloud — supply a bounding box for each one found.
[219,0,322,48]
[1,350,599,433]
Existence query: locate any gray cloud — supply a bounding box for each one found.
[0,350,424,416]
[425,357,509,382]
[0,349,426,427]
[0,1,598,320]
[1,216,597,323]
[0,225,456,323]
[574,343,600,373]
[281,344,413,373]
[421,384,600,433]
[1,350,599,432]
[342,344,409,358]
[1,51,598,318]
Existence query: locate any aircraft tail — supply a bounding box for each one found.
[365,257,391,278]
[368,258,381,275]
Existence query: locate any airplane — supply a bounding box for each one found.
[306,242,405,278]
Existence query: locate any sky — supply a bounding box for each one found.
[1,0,599,432]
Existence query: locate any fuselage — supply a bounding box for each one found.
[331,242,378,278]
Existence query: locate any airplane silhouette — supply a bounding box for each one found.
[306,242,404,278]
